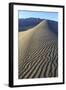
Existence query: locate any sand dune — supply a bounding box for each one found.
[18,20,58,79]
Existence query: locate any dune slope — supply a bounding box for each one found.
[18,20,58,79]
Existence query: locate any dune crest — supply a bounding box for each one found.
[32,20,49,30]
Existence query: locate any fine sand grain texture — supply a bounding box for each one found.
[18,20,58,79]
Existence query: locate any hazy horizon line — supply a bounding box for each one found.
[18,17,58,22]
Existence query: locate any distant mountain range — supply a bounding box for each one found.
[18,18,58,35]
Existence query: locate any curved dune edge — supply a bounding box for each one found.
[18,20,58,79]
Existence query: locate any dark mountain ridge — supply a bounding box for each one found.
[19,18,58,35]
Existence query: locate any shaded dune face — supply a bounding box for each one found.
[18,20,58,79]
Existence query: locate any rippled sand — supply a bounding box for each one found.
[18,20,58,79]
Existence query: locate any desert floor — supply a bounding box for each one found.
[18,20,58,79]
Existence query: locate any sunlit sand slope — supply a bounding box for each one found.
[18,20,58,79]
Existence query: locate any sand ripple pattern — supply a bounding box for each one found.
[18,20,58,79]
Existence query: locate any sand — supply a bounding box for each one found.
[18,20,58,79]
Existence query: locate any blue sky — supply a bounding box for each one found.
[18,10,58,21]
